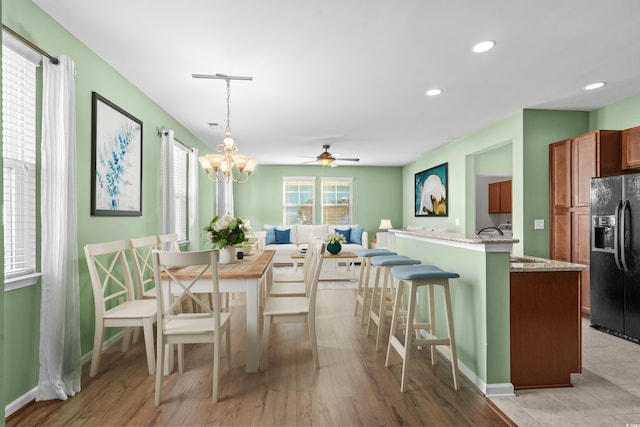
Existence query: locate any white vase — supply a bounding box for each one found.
[219,245,237,264]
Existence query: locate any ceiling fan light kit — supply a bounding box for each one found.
[314,144,359,167]
[194,73,257,183]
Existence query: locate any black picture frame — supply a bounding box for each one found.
[90,92,143,216]
[414,162,448,217]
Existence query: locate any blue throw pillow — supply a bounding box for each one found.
[274,228,291,244]
[336,227,351,243]
[350,227,364,245]
[264,227,276,245]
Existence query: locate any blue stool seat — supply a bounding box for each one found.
[371,255,419,266]
[385,264,460,392]
[354,249,397,324]
[358,248,397,257]
[391,265,459,280]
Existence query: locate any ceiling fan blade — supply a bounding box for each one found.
[336,157,360,162]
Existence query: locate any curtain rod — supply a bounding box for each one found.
[2,24,59,65]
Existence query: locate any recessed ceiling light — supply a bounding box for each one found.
[584,82,605,90]
[472,40,496,53]
[426,88,443,96]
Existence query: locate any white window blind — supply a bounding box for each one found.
[321,177,353,225]
[283,177,315,224]
[173,141,189,242]
[3,45,38,280]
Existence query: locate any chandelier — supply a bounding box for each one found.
[195,73,257,184]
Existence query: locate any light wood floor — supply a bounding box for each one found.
[7,289,515,426]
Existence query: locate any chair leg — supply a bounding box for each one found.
[177,344,185,373]
[400,284,418,393]
[89,324,105,377]
[366,265,382,336]
[354,259,366,315]
[385,281,404,368]
[428,284,436,365]
[142,319,156,375]
[261,315,272,370]
[443,283,460,390]
[122,327,133,352]
[225,321,232,370]
[212,334,220,403]
[360,261,373,325]
[154,332,165,406]
[309,314,319,369]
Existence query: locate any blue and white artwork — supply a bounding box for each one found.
[91,93,142,216]
[415,163,448,217]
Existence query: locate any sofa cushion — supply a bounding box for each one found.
[297,224,329,245]
[336,228,351,242]
[274,228,291,244]
[350,227,364,244]
[264,227,276,245]
[264,224,298,244]
[329,224,359,234]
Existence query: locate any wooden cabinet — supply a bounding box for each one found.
[622,125,640,170]
[549,130,622,314]
[488,179,511,213]
[510,270,582,390]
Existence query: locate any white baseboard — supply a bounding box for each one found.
[417,330,515,398]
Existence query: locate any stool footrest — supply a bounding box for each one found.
[414,337,450,346]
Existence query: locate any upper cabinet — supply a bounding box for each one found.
[622,125,640,170]
[488,179,512,213]
[549,129,622,314]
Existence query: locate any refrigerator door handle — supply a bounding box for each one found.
[621,199,630,272]
[615,200,623,270]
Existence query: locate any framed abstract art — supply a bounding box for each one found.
[90,92,143,216]
[415,162,448,217]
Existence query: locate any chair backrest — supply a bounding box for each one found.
[152,249,221,329]
[301,235,319,283]
[306,240,326,302]
[129,235,161,298]
[157,233,180,252]
[84,240,136,318]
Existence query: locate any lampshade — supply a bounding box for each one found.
[379,219,393,230]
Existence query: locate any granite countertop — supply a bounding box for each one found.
[392,228,519,245]
[509,255,588,272]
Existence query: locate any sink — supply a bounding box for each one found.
[510,256,546,264]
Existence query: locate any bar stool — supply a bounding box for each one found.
[386,265,460,392]
[366,255,421,351]
[355,249,397,325]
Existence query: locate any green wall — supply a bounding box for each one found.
[590,92,640,130]
[2,0,214,409]
[234,165,403,236]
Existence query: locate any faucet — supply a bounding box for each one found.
[477,226,504,235]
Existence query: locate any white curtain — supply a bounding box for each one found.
[161,130,176,234]
[36,55,81,401]
[188,147,200,250]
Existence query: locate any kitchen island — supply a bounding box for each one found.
[392,229,586,396]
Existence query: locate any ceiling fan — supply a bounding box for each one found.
[306,144,360,167]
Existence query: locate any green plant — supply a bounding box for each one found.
[203,214,247,249]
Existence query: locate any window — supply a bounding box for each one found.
[283,177,315,224]
[3,42,39,288]
[321,177,353,225]
[173,141,190,243]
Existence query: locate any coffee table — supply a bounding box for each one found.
[291,251,358,280]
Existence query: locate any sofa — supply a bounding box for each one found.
[254,223,369,264]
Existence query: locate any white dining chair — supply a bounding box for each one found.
[262,240,325,369]
[269,235,319,297]
[152,249,231,405]
[129,235,160,300]
[84,240,158,377]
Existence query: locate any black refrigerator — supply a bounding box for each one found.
[591,173,640,342]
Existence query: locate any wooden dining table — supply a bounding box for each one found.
[159,249,274,374]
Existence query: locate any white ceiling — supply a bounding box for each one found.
[33,0,640,166]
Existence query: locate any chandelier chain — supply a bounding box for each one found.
[226,79,231,133]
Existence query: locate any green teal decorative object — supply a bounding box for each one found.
[327,242,342,254]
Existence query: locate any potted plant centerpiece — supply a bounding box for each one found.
[326,231,346,254]
[204,214,248,264]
